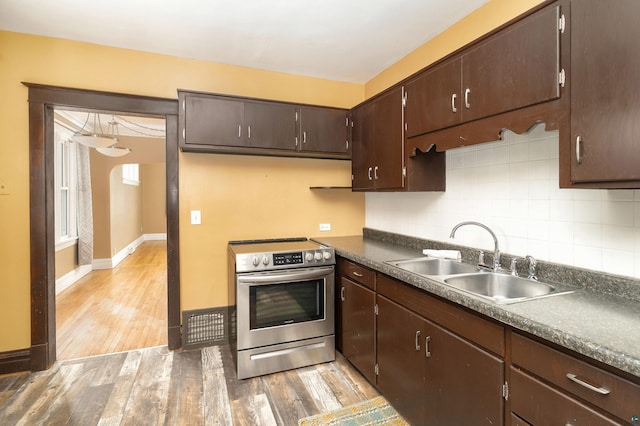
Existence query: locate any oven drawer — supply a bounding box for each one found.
[338,258,375,290]
[237,335,335,380]
[511,332,640,423]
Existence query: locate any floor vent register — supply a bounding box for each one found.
[182,307,228,349]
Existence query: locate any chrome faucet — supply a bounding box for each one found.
[525,255,537,280]
[450,221,501,272]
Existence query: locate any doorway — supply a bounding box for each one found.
[53,108,169,360]
[25,83,180,371]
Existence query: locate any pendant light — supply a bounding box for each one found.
[73,113,118,148]
[74,114,131,157]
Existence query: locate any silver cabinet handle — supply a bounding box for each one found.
[566,373,610,395]
[238,124,242,138]
[368,167,373,181]
[451,93,457,113]
[303,131,307,144]
[425,336,431,358]
[415,331,421,351]
[464,88,471,109]
[352,271,364,278]
[248,125,251,139]
[340,287,345,302]
[576,136,583,164]
[374,166,379,180]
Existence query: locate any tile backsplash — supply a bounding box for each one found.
[366,123,640,279]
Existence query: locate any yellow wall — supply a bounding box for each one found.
[54,245,77,280]
[365,0,545,98]
[181,154,363,309]
[109,166,143,255]
[0,30,363,352]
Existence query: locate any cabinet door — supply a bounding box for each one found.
[340,277,376,383]
[373,87,404,190]
[424,318,504,425]
[244,101,297,150]
[570,0,640,183]
[405,58,462,137]
[462,4,561,122]
[184,95,247,147]
[351,101,376,190]
[376,295,426,425]
[299,106,349,155]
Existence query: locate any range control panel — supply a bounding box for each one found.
[273,251,304,266]
[233,248,335,272]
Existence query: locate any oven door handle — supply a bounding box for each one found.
[237,267,334,285]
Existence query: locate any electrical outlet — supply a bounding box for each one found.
[319,223,331,231]
[191,210,201,225]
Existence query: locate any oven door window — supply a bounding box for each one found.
[249,279,324,329]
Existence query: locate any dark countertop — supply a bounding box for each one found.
[314,234,640,380]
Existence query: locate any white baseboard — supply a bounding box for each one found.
[144,233,167,241]
[55,264,92,295]
[93,235,146,270]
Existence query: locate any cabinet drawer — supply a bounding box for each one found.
[511,332,640,423]
[337,258,375,290]
[510,367,619,425]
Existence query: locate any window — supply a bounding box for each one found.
[54,122,78,247]
[122,163,140,186]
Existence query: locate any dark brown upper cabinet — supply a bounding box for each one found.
[297,106,350,156]
[405,59,462,138]
[178,90,350,159]
[404,3,561,141]
[564,0,640,187]
[351,87,405,191]
[183,95,248,148]
[352,86,446,192]
[244,101,297,151]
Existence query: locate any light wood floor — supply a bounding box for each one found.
[56,241,168,360]
[0,345,379,425]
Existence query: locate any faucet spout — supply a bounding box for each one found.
[450,221,501,272]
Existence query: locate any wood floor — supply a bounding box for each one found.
[0,345,379,425]
[56,241,168,360]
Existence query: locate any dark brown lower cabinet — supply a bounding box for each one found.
[424,319,504,425]
[509,368,619,425]
[376,294,504,425]
[376,295,427,424]
[339,277,376,384]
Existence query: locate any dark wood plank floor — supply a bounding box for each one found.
[0,345,379,425]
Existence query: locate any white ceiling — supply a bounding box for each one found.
[0,0,489,83]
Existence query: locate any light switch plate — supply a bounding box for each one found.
[319,223,331,231]
[191,210,201,225]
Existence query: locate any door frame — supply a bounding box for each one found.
[24,82,181,371]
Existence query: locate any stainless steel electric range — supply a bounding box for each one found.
[228,238,335,380]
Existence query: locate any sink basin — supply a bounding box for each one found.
[444,273,561,304]
[387,257,479,276]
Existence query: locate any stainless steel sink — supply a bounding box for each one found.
[387,257,479,276]
[444,273,569,304]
